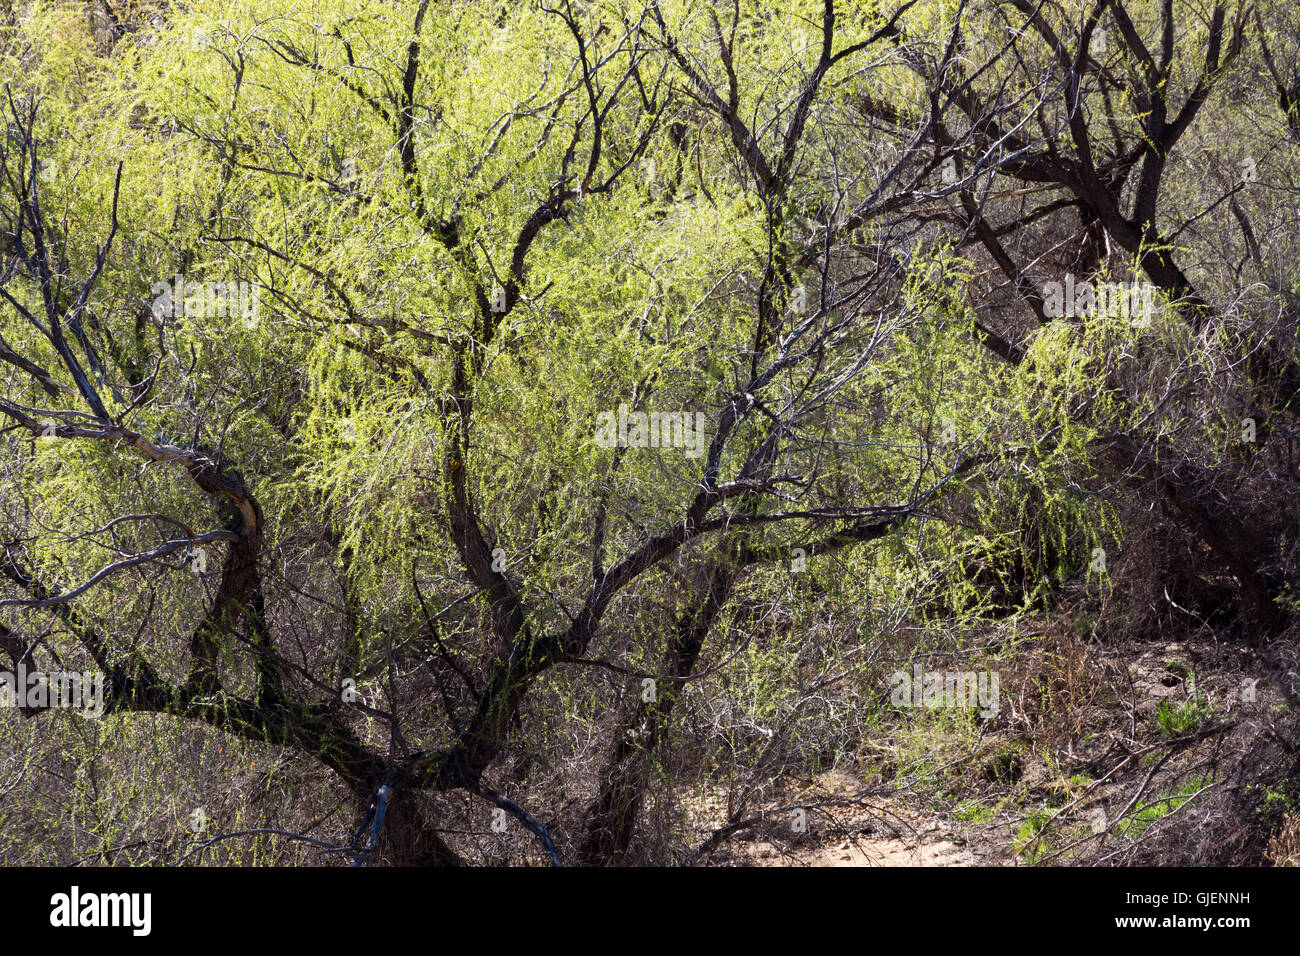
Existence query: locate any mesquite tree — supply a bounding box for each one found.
[0,0,1293,864]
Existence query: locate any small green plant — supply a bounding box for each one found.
[954,800,995,823]
[1155,676,1215,738]
[1012,807,1053,862]
[1116,778,1210,836]
[983,740,1027,783]
[1249,785,1296,827]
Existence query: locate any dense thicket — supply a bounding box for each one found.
[0,0,1296,865]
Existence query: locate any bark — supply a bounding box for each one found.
[579,561,737,865]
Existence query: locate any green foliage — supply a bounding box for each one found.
[0,0,1295,866]
[1155,695,1215,739]
[1117,778,1211,838]
[1012,806,1053,863]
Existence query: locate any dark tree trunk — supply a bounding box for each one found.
[579,562,737,864]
